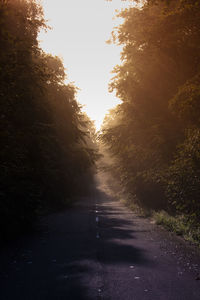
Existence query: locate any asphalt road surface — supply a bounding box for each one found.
[0,173,200,300]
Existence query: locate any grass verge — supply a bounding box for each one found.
[153,211,200,247]
[122,192,200,247]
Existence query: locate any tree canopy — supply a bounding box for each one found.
[0,0,98,238]
[101,0,200,220]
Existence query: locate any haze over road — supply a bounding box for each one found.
[1,172,200,300]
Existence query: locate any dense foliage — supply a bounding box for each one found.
[0,0,97,238]
[101,0,200,221]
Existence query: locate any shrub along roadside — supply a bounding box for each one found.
[122,191,200,247]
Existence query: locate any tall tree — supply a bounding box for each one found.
[101,0,200,218]
[0,0,97,238]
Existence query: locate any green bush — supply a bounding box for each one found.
[165,129,200,220]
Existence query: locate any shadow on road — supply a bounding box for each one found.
[0,178,153,300]
[94,189,150,267]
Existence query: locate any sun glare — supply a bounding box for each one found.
[39,0,131,130]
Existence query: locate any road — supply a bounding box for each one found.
[0,172,200,299]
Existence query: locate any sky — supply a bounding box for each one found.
[39,0,132,129]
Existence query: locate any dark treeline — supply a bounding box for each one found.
[101,0,200,224]
[0,0,97,238]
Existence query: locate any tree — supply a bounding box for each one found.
[101,0,200,217]
[0,0,97,238]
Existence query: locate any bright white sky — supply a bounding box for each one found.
[39,0,132,129]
